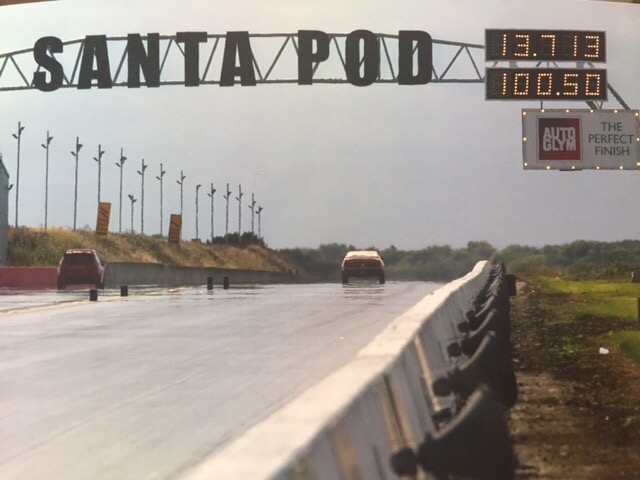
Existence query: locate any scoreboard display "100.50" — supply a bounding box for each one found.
[486,68,607,101]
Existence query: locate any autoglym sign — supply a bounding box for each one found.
[522,109,640,170]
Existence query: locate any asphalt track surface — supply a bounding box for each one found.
[0,281,441,480]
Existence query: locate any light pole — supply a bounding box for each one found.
[177,170,186,216]
[11,121,25,227]
[41,131,53,230]
[137,159,148,234]
[116,148,127,233]
[195,184,201,240]
[156,163,166,236]
[223,183,231,245]
[93,144,105,205]
[128,194,137,233]
[256,205,263,239]
[207,183,216,242]
[248,193,256,235]
[177,171,186,240]
[6,182,14,223]
[235,184,243,240]
[70,136,83,230]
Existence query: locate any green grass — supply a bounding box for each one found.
[534,276,640,368]
[536,276,640,321]
[607,331,640,366]
[7,226,298,273]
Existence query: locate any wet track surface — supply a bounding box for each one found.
[0,287,118,312]
[0,281,441,480]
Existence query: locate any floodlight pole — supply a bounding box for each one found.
[116,148,127,233]
[137,159,148,234]
[70,136,83,230]
[235,184,244,240]
[223,183,231,245]
[248,193,256,235]
[156,163,166,236]
[128,194,137,233]
[207,183,216,242]
[195,184,202,240]
[5,163,13,196]
[6,181,14,203]
[11,121,25,227]
[177,170,186,217]
[2,154,13,195]
[41,131,53,230]
[93,144,105,205]
[256,206,263,239]
[177,171,186,240]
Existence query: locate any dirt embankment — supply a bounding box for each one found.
[7,227,299,273]
[511,281,640,479]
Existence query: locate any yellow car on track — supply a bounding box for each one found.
[341,250,385,284]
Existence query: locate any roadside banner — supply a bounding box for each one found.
[168,214,182,243]
[522,109,640,170]
[96,202,111,235]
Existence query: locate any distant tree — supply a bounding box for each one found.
[380,245,402,266]
[561,240,594,260]
[466,241,496,259]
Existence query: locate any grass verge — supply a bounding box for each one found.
[536,276,640,322]
[523,276,640,440]
[7,226,299,274]
[534,275,640,366]
[607,331,640,367]
[511,277,640,478]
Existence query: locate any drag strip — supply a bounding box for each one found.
[0,281,440,480]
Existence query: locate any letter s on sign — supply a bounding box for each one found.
[33,36,64,92]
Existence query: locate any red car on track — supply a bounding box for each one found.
[57,249,104,289]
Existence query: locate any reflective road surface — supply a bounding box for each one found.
[0,282,440,480]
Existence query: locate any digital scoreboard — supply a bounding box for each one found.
[485,29,606,62]
[485,29,608,102]
[486,68,607,101]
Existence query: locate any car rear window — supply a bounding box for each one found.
[345,257,381,264]
[63,253,96,265]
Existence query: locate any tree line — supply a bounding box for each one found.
[277,241,496,282]
[496,239,640,278]
[278,239,640,282]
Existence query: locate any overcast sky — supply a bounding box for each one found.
[0,0,639,250]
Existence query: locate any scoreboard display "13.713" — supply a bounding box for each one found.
[485,29,606,62]
[485,29,607,101]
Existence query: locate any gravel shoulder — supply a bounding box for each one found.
[510,281,640,479]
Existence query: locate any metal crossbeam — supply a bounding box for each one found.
[0,33,484,90]
[0,32,630,109]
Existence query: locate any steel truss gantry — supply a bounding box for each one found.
[0,32,630,109]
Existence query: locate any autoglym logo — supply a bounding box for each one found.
[537,117,582,161]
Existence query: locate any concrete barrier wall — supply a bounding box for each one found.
[182,261,491,480]
[0,263,296,290]
[103,262,296,288]
[0,266,57,289]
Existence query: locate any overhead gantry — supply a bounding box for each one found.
[0,31,630,109]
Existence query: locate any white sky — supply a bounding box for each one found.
[0,0,639,249]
